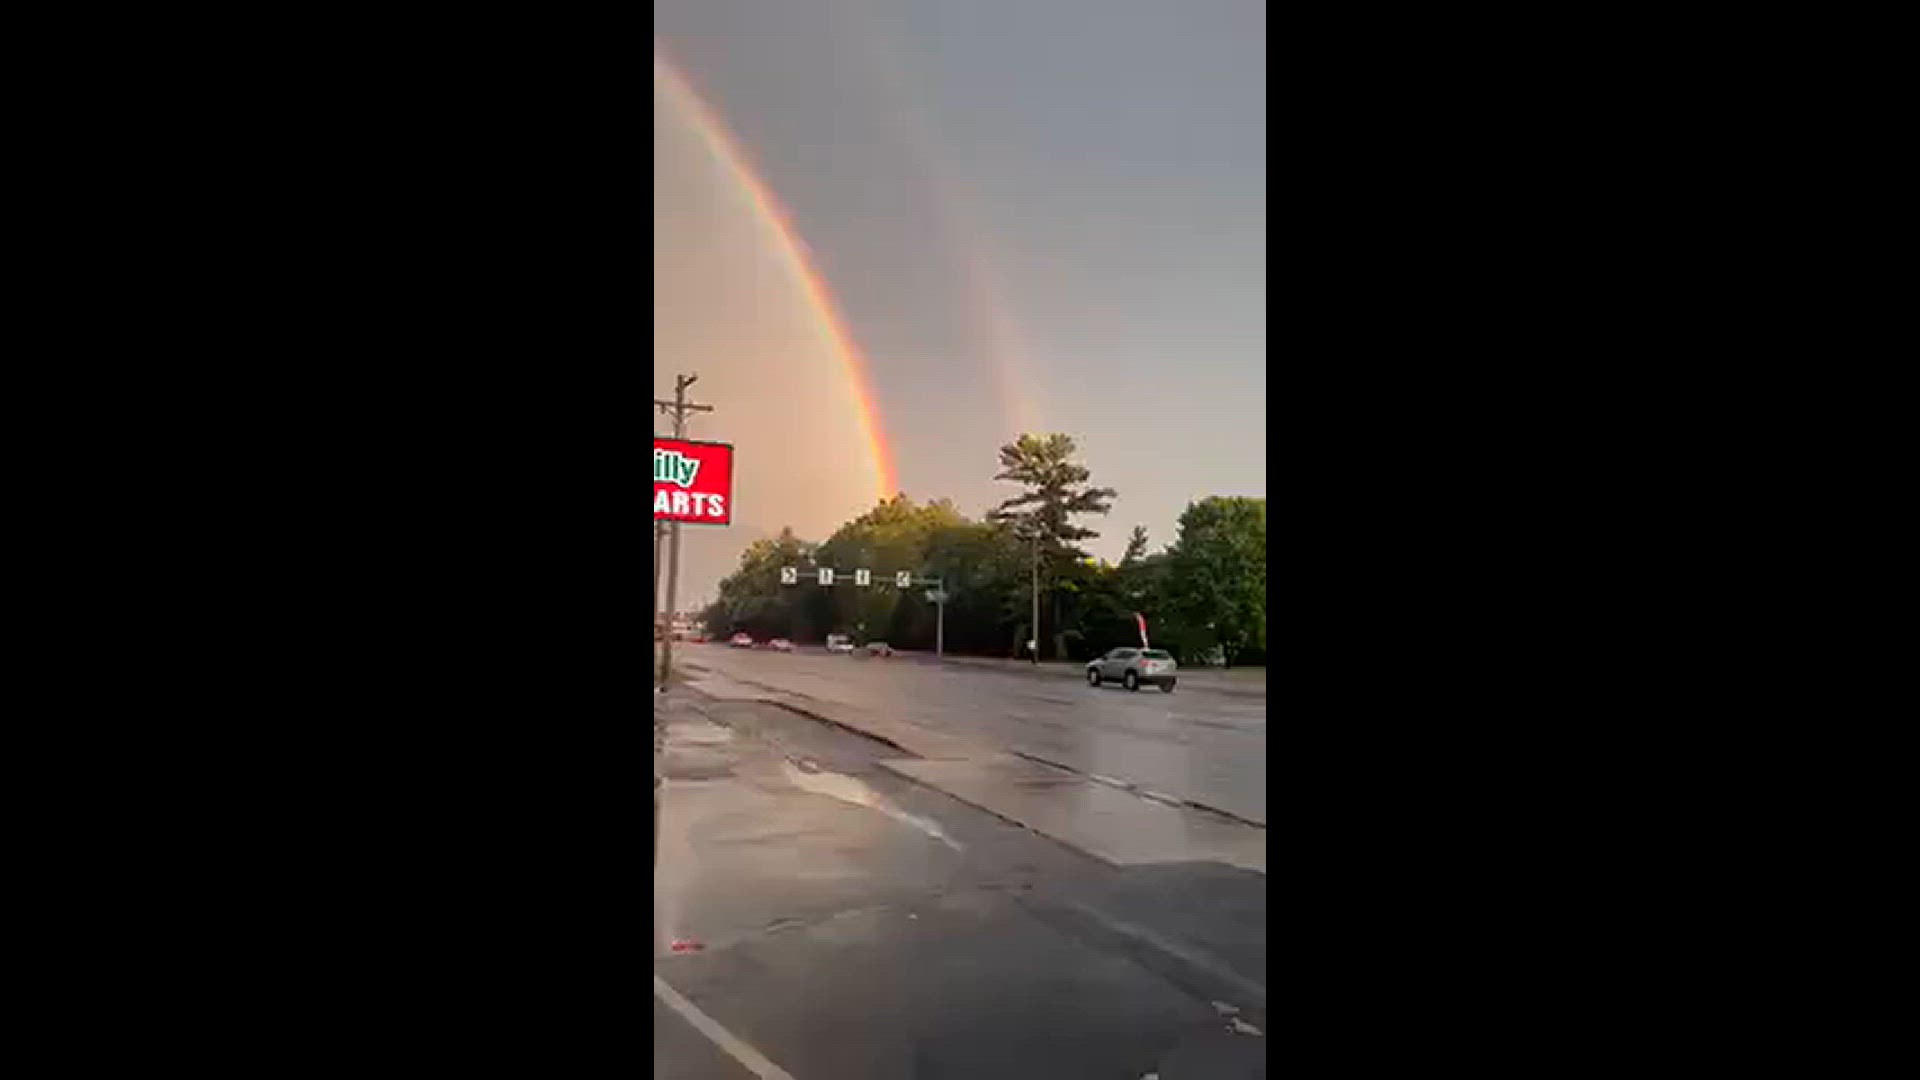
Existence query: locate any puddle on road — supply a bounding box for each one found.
[779,760,963,850]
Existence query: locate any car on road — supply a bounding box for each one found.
[865,641,894,658]
[768,638,793,652]
[825,634,855,654]
[729,632,754,648]
[1087,647,1178,692]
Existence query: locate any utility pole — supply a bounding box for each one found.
[653,521,666,638]
[1028,515,1041,665]
[654,373,714,690]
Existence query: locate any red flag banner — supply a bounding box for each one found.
[1135,612,1149,648]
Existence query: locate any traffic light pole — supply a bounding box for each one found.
[786,569,946,659]
[907,572,947,661]
[654,373,713,690]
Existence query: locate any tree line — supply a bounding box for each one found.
[701,433,1266,666]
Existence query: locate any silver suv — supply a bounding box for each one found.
[1087,647,1178,692]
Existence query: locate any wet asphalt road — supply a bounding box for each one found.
[654,687,1266,1078]
[682,644,1267,826]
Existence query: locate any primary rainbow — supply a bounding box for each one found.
[655,52,898,503]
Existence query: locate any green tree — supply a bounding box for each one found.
[704,526,816,640]
[1058,557,1139,660]
[700,499,1026,654]
[923,516,1027,654]
[1163,497,1266,666]
[986,434,1117,660]
[701,461,1209,663]
[814,495,970,646]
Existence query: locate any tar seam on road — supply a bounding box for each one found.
[1056,899,1268,1011]
[1009,751,1268,830]
[707,670,921,757]
[878,762,1120,868]
[654,973,798,1080]
[766,699,918,756]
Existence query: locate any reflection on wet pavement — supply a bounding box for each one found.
[780,760,963,850]
[656,704,967,958]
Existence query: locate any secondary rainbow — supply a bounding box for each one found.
[655,52,898,503]
[839,8,1044,440]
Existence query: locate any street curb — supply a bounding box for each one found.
[1010,751,1267,830]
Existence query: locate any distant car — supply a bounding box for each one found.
[1087,647,1177,692]
[865,641,893,658]
[825,634,855,654]
[768,638,793,652]
[729,632,753,648]
[689,633,708,644]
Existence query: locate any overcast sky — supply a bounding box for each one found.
[658,0,1265,609]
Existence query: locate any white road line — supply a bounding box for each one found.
[654,973,798,1080]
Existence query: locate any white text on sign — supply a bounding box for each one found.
[652,489,727,520]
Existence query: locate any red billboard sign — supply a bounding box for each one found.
[653,437,733,525]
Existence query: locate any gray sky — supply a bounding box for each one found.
[657,0,1265,609]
